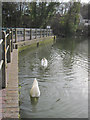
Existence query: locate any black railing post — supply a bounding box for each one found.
[7,29,11,63]
[44,29,45,37]
[49,29,50,36]
[15,28,17,43]
[45,29,47,37]
[30,29,32,40]
[35,29,37,39]
[2,31,6,88]
[11,28,13,52]
[47,29,48,37]
[43,29,44,37]
[23,28,25,41]
[50,29,52,36]
[40,29,42,38]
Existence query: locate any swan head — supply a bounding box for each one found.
[43,57,46,60]
[42,58,47,62]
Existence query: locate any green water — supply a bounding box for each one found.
[19,37,88,118]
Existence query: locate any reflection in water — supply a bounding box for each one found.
[29,97,39,113]
[19,37,88,118]
[30,97,39,106]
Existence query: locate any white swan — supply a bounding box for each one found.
[30,78,40,98]
[41,58,48,68]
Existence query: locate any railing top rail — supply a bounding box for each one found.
[0,39,3,45]
[0,60,4,70]
[2,28,52,30]
[5,33,9,38]
[25,28,30,31]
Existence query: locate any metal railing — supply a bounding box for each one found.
[0,29,13,88]
[0,28,53,88]
[12,28,52,43]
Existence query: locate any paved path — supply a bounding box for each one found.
[0,49,19,119]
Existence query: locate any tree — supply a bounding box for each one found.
[65,2,80,35]
[2,2,27,27]
[2,2,60,28]
[80,3,88,19]
[51,1,80,36]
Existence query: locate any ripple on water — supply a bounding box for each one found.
[19,39,88,118]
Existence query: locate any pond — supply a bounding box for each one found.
[19,37,88,118]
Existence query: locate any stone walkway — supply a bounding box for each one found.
[0,49,19,119]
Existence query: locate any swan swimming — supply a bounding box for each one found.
[30,78,40,98]
[41,58,48,68]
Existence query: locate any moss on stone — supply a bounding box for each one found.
[18,42,36,52]
[18,36,54,53]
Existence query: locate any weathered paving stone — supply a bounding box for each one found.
[5,112,19,118]
[5,97,18,101]
[0,103,2,108]
[6,90,18,94]
[5,99,18,104]
[5,107,19,113]
[2,50,19,119]
[6,103,19,108]
[6,87,18,91]
[0,98,2,104]
[0,109,2,118]
[6,94,18,97]
[0,112,2,119]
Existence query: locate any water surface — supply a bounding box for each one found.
[19,37,88,118]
